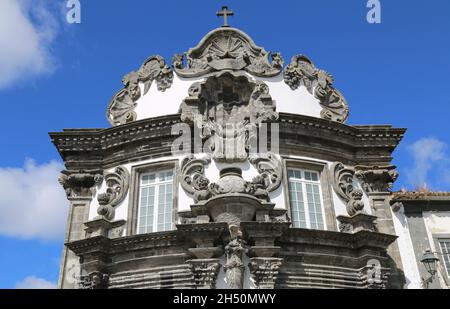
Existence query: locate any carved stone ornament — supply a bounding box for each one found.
[181,153,282,204]
[180,71,278,162]
[331,163,365,216]
[283,55,349,123]
[187,259,221,289]
[106,55,173,126]
[224,226,248,289]
[97,166,130,220]
[58,170,103,198]
[172,27,283,78]
[355,166,399,194]
[79,271,109,289]
[248,257,283,289]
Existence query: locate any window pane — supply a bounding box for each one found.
[440,241,450,277]
[288,169,325,231]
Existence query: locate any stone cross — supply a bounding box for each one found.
[217,6,234,27]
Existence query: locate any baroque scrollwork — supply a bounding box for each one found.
[248,153,283,193]
[181,154,282,204]
[331,163,365,216]
[107,55,173,126]
[173,28,283,78]
[97,166,130,220]
[283,55,349,123]
[180,155,212,203]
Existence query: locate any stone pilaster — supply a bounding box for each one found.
[57,170,102,289]
[355,166,404,288]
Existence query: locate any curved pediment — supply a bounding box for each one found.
[172,27,284,78]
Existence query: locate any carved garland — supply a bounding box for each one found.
[106,55,173,126]
[283,55,349,123]
[331,163,365,216]
[97,166,130,220]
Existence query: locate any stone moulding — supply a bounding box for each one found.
[50,113,405,155]
[96,166,130,220]
[330,162,366,216]
[106,55,173,127]
[283,55,349,123]
[172,27,283,78]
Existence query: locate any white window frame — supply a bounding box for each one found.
[287,168,327,230]
[439,239,450,278]
[137,169,174,234]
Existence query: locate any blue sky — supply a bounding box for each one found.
[0,0,449,288]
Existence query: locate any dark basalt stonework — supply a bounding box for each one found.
[51,114,406,289]
[66,223,398,289]
[49,113,406,170]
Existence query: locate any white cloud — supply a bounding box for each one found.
[15,276,57,289]
[0,0,59,89]
[405,137,450,189]
[0,160,68,241]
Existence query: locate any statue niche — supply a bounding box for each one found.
[180,72,278,162]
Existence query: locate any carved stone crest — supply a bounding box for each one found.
[107,55,173,126]
[284,55,349,123]
[331,163,365,216]
[180,72,278,162]
[173,27,283,78]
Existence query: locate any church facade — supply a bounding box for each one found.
[50,8,449,289]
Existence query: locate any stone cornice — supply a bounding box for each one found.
[66,231,181,256]
[50,113,406,167]
[280,228,397,250]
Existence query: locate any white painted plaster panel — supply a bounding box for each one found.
[391,207,422,289]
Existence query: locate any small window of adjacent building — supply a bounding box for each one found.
[137,169,174,234]
[287,168,326,230]
[439,240,450,277]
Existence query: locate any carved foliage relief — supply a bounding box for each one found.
[284,55,349,123]
[173,28,283,78]
[107,55,173,126]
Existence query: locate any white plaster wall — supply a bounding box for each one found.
[133,73,323,122]
[88,154,348,236]
[391,206,422,289]
[423,211,450,288]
